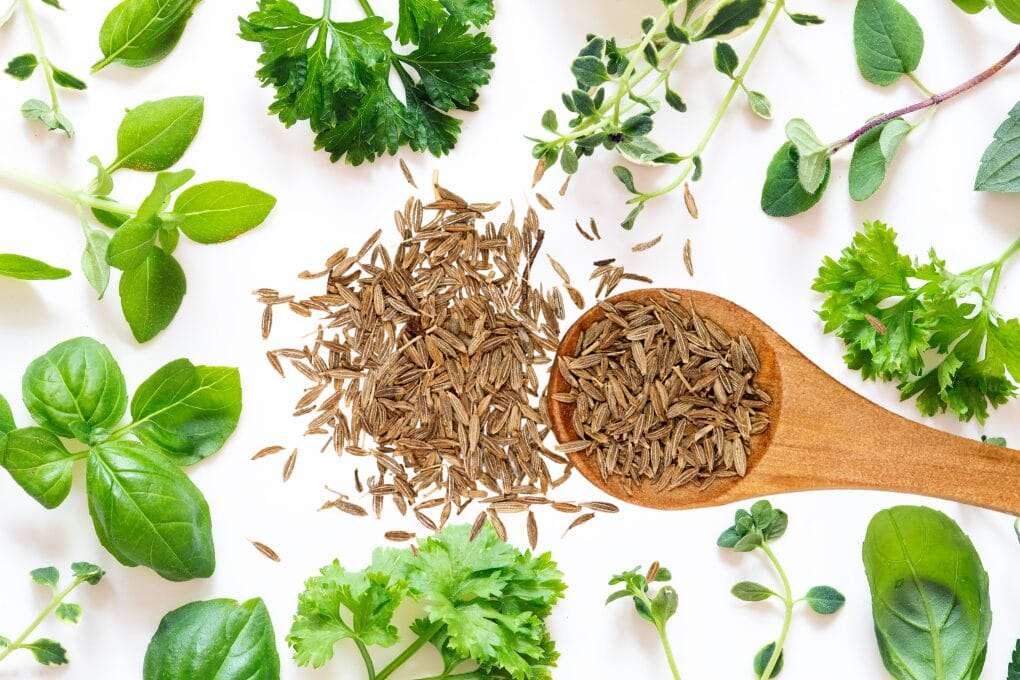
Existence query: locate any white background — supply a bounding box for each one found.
[1,1,1019,678]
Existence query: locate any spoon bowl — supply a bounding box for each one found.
[547,288,1020,514]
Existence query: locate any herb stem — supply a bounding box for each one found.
[353,0,374,18]
[323,0,332,18]
[0,167,147,218]
[832,41,1020,152]
[906,72,935,98]
[610,11,672,124]
[355,639,377,680]
[19,0,61,120]
[987,238,1020,302]
[374,621,444,680]
[759,543,793,680]
[656,623,683,680]
[0,575,85,664]
[638,0,785,203]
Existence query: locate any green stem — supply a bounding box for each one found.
[0,167,146,217]
[610,10,672,124]
[355,639,377,680]
[375,622,444,680]
[987,238,1020,302]
[656,623,683,680]
[906,72,935,97]
[410,673,485,680]
[354,0,374,17]
[19,0,61,119]
[759,543,793,680]
[0,575,85,664]
[323,0,332,17]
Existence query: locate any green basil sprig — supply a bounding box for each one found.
[0,337,242,581]
[2,0,87,135]
[0,561,105,667]
[0,96,276,342]
[93,0,201,73]
[863,506,991,680]
[143,598,280,680]
[718,500,845,679]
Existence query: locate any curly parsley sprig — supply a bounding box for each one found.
[814,222,1020,423]
[530,0,822,229]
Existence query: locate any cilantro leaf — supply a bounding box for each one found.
[1009,640,1020,680]
[239,0,495,165]
[287,560,405,668]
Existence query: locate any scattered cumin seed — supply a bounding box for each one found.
[261,305,273,339]
[252,445,285,460]
[552,502,581,513]
[535,193,554,210]
[683,182,699,219]
[683,238,694,276]
[487,509,507,541]
[547,255,570,285]
[324,499,369,517]
[589,218,601,240]
[632,234,663,253]
[582,501,620,513]
[646,561,660,582]
[574,220,594,241]
[282,449,297,481]
[385,531,416,542]
[566,285,585,310]
[470,511,487,541]
[593,258,615,267]
[266,351,284,377]
[865,314,887,335]
[563,512,595,537]
[399,159,417,188]
[559,175,571,196]
[533,158,548,187]
[250,540,281,562]
[527,511,538,550]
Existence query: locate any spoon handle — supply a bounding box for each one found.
[764,341,1020,515]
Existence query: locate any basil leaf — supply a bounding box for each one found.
[131,359,242,465]
[111,96,204,172]
[93,0,201,73]
[92,207,129,229]
[138,169,195,220]
[975,101,1020,192]
[22,337,128,440]
[0,393,14,435]
[998,0,1020,22]
[174,181,277,244]
[107,218,159,271]
[119,249,187,343]
[80,221,112,298]
[86,155,115,195]
[1,427,75,509]
[0,253,70,280]
[695,0,766,41]
[86,440,215,581]
[863,506,991,680]
[143,598,280,680]
[761,142,830,217]
[950,0,988,12]
[853,0,924,86]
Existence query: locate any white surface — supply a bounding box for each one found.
[1,1,1018,678]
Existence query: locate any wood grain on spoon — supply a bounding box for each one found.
[547,289,1020,514]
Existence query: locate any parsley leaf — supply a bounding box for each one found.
[815,222,1020,422]
[239,0,495,165]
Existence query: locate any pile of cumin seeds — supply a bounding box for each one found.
[258,183,617,543]
[553,291,772,495]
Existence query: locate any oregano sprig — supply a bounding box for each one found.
[0,96,277,342]
[2,0,86,135]
[718,500,845,679]
[762,0,1020,217]
[0,562,105,667]
[607,563,681,679]
[530,0,823,229]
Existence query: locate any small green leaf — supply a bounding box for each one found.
[0,393,14,435]
[761,142,830,217]
[541,109,557,133]
[717,526,741,548]
[613,166,638,193]
[981,435,1007,447]
[560,145,578,174]
[173,181,277,244]
[93,0,201,72]
[606,589,631,604]
[87,156,114,196]
[753,642,785,678]
[0,254,70,280]
[119,249,187,343]
[763,510,789,541]
[789,12,825,25]
[2,428,75,508]
[650,585,678,622]
[55,603,82,624]
[950,0,989,12]
[572,90,596,116]
[805,585,846,614]
[731,581,774,601]
[618,136,680,166]
[854,0,924,86]
[5,53,38,80]
[621,113,653,136]
[713,42,739,76]
[31,566,60,589]
[692,155,703,181]
[696,0,767,41]
[996,0,1020,22]
[975,101,1020,192]
[571,55,609,87]
[40,0,63,8]
[159,226,180,253]
[798,150,830,194]
[746,90,772,119]
[21,98,73,135]
[621,204,643,230]
[665,87,687,112]
[71,561,105,584]
[785,118,825,155]
[849,118,910,201]
[51,66,86,90]
[733,531,763,552]
[112,96,204,172]
[138,170,195,220]
[80,222,112,298]
[24,638,68,665]
[107,218,159,271]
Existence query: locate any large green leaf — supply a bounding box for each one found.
[119,248,187,343]
[853,0,924,86]
[761,142,830,217]
[93,0,201,72]
[1,427,75,508]
[143,598,280,680]
[173,181,277,244]
[111,96,204,172]
[131,359,242,465]
[22,337,128,441]
[975,101,1020,192]
[0,254,70,280]
[862,506,991,680]
[86,440,214,581]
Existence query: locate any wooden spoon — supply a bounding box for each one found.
[547,288,1020,514]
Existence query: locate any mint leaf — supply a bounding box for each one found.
[975,101,1020,192]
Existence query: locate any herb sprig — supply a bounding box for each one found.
[0,96,276,342]
[814,222,1020,423]
[239,0,496,164]
[0,337,243,581]
[2,0,86,136]
[607,563,681,680]
[530,0,823,229]
[762,0,1020,216]
[719,500,845,679]
[0,562,104,667]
